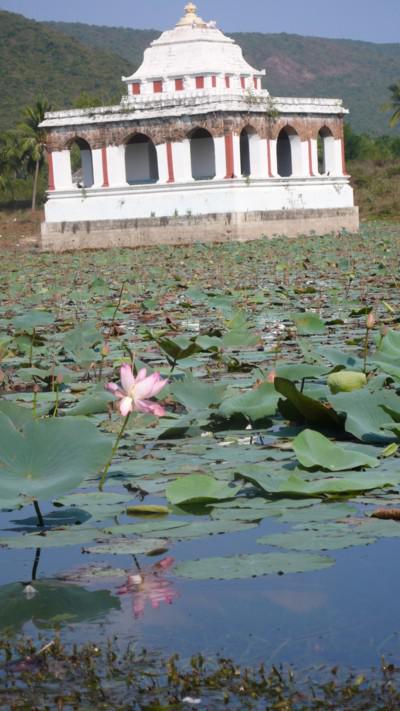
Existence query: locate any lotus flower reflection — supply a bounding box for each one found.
[106,364,168,417]
[117,557,178,619]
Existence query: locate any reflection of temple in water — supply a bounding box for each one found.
[40,2,358,251]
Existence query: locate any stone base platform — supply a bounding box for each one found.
[41,207,359,252]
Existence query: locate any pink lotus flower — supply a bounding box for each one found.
[106,364,168,417]
[117,557,177,619]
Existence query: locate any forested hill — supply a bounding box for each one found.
[1,9,399,134]
[0,11,129,130]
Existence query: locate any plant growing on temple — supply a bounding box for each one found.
[18,99,52,211]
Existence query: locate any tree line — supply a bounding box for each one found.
[0,86,399,212]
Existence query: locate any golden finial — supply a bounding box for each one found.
[185,2,197,14]
[177,2,207,27]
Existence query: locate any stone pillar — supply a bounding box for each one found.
[107,145,127,187]
[173,139,193,182]
[91,148,104,187]
[156,143,169,183]
[214,136,226,179]
[339,138,348,176]
[308,138,318,176]
[224,133,239,179]
[47,151,55,191]
[52,150,73,190]
[269,139,278,176]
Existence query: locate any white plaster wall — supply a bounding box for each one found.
[107,146,127,187]
[173,140,193,182]
[92,148,104,187]
[52,150,74,190]
[44,178,356,224]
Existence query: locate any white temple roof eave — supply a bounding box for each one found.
[40,95,348,130]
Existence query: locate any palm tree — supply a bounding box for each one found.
[383,83,400,128]
[19,99,51,211]
[0,130,25,203]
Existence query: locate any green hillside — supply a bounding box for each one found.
[1,10,399,134]
[0,11,129,130]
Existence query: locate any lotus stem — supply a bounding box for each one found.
[31,547,41,580]
[29,328,35,368]
[34,500,45,528]
[98,413,131,492]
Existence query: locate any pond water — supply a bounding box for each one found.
[2,224,400,684]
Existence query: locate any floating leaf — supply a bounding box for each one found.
[170,376,227,412]
[84,538,168,556]
[291,312,326,335]
[218,382,279,422]
[174,552,333,580]
[293,429,379,471]
[166,475,240,505]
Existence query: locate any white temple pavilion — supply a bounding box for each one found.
[40,2,358,251]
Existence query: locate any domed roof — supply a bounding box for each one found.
[124,3,264,82]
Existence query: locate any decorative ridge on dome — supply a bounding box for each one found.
[176,2,209,28]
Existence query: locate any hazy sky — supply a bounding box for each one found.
[0,0,399,43]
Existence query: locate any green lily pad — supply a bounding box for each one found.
[83,537,168,556]
[218,382,279,422]
[0,413,112,505]
[174,552,334,580]
[166,474,240,505]
[329,389,399,443]
[291,312,326,335]
[293,429,379,471]
[170,376,227,412]
[258,524,378,551]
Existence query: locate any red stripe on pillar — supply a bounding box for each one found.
[224,134,235,179]
[266,139,273,178]
[308,139,314,176]
[341,138,348,176]
[47,151,55,191]
[166,142,175,183]
[102,147,109,188]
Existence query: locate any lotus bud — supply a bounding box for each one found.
[366,312,376,330]
[56,373,63,385]
[102,342,110,357]
[267,369,276,384]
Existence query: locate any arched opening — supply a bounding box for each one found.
[318,127,335,175]
[69,138,94,188]
[125,133,159,185]
[240,126,261,177]
[276,127,302,178]
[189,128,216,180]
